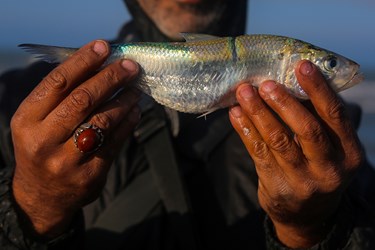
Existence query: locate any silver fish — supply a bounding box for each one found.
[20,33,363,114]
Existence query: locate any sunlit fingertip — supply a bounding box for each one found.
[237,84,256,101]
[121,60,138,73]
[230,105,243,118]
[298,60,315,76]
[93,40,108,56]
[260,81,277,93]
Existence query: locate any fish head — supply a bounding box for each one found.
[283,39,364,99]
[286,41,363,99]
[309,48,364,92]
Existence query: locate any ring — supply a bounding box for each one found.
[73,123,104,153]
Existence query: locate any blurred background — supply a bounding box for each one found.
[0,0,374,165]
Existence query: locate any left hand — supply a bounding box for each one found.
[229,60,364,248]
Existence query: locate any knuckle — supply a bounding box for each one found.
[91,112,113,130]
[298,180,317,200]
[299,119,325,142]
[267,130,291,152]
[325,98,346,122]
[46,156,75,178]
[28,139,47,157]
[346,149,364,171]
[26,87,48,104]
[73,53,92,70]
[53,104,72,120]
[68,88,93,114]
[44,68,68,91]
[10,112,24,131]
[102,67,122,86]
[323,171,343,191]
[10,112,35,138]
[252,140,270,159]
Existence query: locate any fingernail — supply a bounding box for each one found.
[260,81,277,93]
[121,60,138,73]
[300,61,314,76]
[93,41,107,56]
[239,85,255,100]
[230,106,242,118]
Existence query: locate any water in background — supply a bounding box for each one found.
[1,51,374,167]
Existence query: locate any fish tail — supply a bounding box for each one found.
[18,44,78,63]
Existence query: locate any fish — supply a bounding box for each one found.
[19,33,363,114]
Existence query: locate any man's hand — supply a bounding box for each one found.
[229,60,363,248]
[11,40,141,238]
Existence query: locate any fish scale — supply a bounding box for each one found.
[19,33,363,114]
[117,37,239,113]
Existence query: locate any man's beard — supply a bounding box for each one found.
[154,1,230,39]
[174,1,228,34]
[124,0,247,41]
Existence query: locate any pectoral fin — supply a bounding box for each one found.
[196,108,220,119]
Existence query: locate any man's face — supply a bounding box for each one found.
[137,0,229,40]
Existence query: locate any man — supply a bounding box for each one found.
[0,0,375,249]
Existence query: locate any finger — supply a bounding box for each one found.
[257,80,333,163]
[99,104,141,160]
[65,104,141,195]
[235,84,305,169]
[231,105,294,216]
[229,104,280,179]
[63,96,141,164]
[45,59,139,138]
[17,40,110,121]
[295,60,363,167]
[88,88,141,133]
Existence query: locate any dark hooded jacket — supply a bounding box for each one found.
[1,0,375,249]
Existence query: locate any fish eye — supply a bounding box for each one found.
[324,56,338,71]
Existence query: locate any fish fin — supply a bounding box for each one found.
[18,44,78,63]
[180,33,219,42]
[196,108,219,119]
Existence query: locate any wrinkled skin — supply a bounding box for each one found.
[10,0,364,248]
[229,60,363,248]
[11,41,141,237]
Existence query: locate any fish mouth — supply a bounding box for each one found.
[340,72,364,91]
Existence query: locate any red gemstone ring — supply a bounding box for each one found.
[73,123,104,153]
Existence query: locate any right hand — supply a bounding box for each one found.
[10,40,141,238]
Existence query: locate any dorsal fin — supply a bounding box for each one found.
[180,33,219,42]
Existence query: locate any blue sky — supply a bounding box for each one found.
[1,0,374,70]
